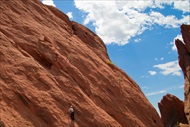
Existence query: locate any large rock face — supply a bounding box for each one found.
[175,24,190,124]
[0,0,163,127]
[158,94,188,127]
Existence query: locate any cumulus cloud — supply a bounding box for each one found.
[148,71,157,75]
[66,12,73,19]
[153,0,190,12]
[173,1,190,12]
[153,60,182,76]
[41,0,55,7]
[149,11,189,28]
[170,34,183,51]
[146,90,167,97]
[74,0,189,45]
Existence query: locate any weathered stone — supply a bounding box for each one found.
[158,94,188,127]
[0,0,163,126]
[175,24,190,124]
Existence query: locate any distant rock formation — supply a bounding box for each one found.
[0,0,163,126]
[158,94,188,127]
[175,24,190,124]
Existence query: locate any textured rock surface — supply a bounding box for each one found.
[158,94,188,127]
[0,0,163,127]
[175,24,190,124]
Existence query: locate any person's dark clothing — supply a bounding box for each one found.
[70,112,75,121]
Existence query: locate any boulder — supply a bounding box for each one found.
[158,94,188,127]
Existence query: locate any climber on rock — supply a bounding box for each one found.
[68,106,75,122]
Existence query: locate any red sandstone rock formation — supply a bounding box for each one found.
[158,94,188,127]
[0,0,163,126]
[175,24,190,124]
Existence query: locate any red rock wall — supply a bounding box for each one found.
[0,0,163,126]
[158,94,188,127]
[175,24,190,124]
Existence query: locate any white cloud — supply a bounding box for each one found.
[173,1,190,12]
[66,12,73,19]
[149,11,189,28]
[154,57,164,61]
[170,34,183,51]
[41,0,55,7]
[148,71,157,75]
[74,0,189,45]
[179,85,184,89]
[142,86,148,89]
[153,60,182,76]
[134,38,141,43]
[146,90,167,97]
[154,0,190,12]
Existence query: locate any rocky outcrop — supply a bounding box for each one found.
[0,0,163,126]
[158,94,188,127]
[175,24,190,124]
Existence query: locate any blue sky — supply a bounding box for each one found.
[41,0,190,113]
